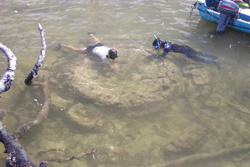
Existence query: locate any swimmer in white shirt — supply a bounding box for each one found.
[56,33,119,71]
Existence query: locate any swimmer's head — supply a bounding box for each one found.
[107,48,118,60]
[152,35,162,50]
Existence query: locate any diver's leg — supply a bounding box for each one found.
[197,52,219,59]
[89,33,101,44]
[59,44,86,53]
[182,46,221,69]
[189,54,213,63]
[188,54,221,70]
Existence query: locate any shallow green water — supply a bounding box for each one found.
[1,0,250,167]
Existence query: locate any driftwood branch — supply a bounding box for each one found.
[155,144,250,167]
[24,23,46,85]
[14,78,50,140]
[44,149,97,163]
[0,121,47,167]
[0,43,17,94]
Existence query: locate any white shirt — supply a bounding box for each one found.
[92,46,110,63]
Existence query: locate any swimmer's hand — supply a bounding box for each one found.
[109,64,120,71]
[109,63,122,75]
[110,63,118,69]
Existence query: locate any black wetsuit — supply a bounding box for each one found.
[161,41,215,64]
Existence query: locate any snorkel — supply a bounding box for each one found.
[153,35,161,50]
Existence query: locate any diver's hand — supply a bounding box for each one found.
[109,63,122,75]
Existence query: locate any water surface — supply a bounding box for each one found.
[1,0,250,166]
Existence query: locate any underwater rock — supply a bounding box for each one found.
[65,50,184,111]
[164,124,208,154]
[50,94,74,110]
[182,65,212,105]
[219,126,245,148]
[182,65,210,85]
[66,103,105,131]
[95,145,131,166]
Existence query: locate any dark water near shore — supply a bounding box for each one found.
[1,0,250,166]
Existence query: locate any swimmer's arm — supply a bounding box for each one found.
[162,49,170,57]
[144,49,161,57]
[161,52,168,57]
[109,63,119,70]
[107,61,121,75]
[145,48,169,57]
[103,59,120,70]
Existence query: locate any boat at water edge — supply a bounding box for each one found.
[194,0,250,34]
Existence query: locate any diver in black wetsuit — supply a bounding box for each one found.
[152,35,221,70]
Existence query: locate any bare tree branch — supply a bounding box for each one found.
[25,23,46,85]
[0,121,48,167]
[45,149,97,163]
[0,43,17,94]
[155,144,250,167]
